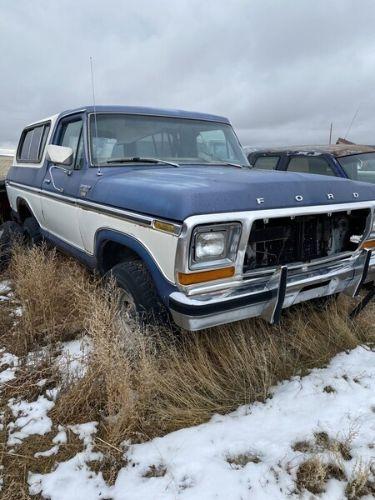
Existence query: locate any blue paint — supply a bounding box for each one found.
[87,165,375,221]
[41,229,97,269]
[58,105,230,124]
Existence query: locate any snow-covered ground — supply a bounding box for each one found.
[1,341,374,499]
[1,278,374,498]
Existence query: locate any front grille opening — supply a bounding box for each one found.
[244,209,370,272]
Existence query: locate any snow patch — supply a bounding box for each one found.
[0,352,19,384]
[57,338,91,381]
[0,280,11,295]
[7,395,56,446]
[30,346,375,500]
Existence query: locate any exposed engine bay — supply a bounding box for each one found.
[244,209,370,272]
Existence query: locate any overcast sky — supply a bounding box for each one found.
[1,0,375,150]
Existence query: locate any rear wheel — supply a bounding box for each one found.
[106,260,169,326]
[0,221,24,270]
[23,216,42,245]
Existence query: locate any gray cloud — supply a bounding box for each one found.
[1,0,375,150]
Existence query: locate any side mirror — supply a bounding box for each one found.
[46,145,74,167]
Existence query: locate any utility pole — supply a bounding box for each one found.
[329,122,333,145]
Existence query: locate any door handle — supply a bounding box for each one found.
[48,165,72,193]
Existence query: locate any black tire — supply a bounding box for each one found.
[107,260,169,325]
[0,221,24,270]
[23,216,42,245]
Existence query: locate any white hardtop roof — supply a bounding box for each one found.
[26,113,59,128]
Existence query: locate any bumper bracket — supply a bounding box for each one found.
[261,265,288,324]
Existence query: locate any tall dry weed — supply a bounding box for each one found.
[53,279,160,445]
[8,244,92,354]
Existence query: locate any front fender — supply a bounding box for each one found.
[94,228,177,304]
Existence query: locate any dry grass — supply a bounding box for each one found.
[226,452,261,468]
[52,280,161,443]
[293,430,354,461]
[345,461,375,499]
[6,244,93,355]
[142,464,167,478]
[0,245,374,495]
[314,431,353,461]
[296,457,329,494]
[0,423,83,500]
[296,456,346,494]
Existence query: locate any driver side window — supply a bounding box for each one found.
[58,119,84,169]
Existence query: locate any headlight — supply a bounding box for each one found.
[190,223,241,270]
[195,232,226,260]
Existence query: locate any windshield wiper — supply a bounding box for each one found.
[210,162,245,169]
[106,157,180,167]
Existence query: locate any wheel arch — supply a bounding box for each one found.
[95,228,177,304]
[16,197,36,223]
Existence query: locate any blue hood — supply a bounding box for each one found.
[88,166,375,221]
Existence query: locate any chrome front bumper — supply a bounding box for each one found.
[169,250,374,331]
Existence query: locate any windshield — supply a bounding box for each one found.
[338,153,375,184]
[89,114,249,166]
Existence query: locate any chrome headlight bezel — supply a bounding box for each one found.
[370,220,375,239]
[189,222,242,270]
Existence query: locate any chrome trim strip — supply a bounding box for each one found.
[6,180,182,233]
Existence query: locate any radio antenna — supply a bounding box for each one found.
[344,104,361,140]
[90,56,101,176]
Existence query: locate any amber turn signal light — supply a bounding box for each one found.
[361,239,375,249]
[178,266,235,285]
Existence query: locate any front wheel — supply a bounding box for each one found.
[106,260,169,326]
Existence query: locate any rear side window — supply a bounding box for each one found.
[286,156,336,177]
[17,122,51,163]
[253,156,280,170]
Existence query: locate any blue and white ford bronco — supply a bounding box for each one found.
[0,106,375,330]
